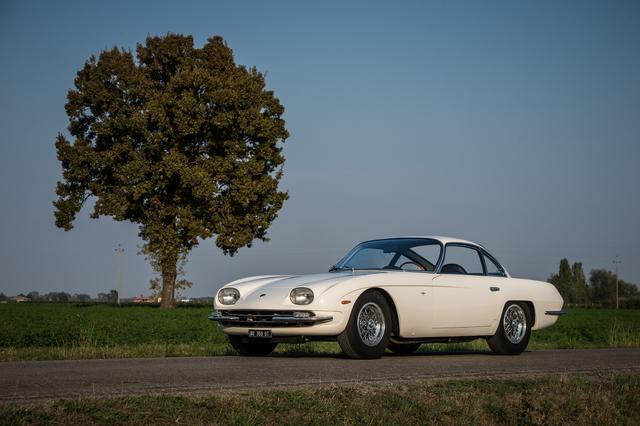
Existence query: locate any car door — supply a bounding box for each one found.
[430,244,501,337]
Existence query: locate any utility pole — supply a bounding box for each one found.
[613,256,621,310]
[115,244,124,305]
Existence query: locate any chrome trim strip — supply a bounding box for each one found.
[208,315,240,321]
[271,315,333,323]
[208,314,333,324]
[545,310,567,316]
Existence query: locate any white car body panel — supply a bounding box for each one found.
[211,236,564,340]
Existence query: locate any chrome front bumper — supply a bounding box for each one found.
[208,310,333,327]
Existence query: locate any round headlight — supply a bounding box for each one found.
[217,288,240,305]
[290,287,314,305]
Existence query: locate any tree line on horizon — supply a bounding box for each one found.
[0,290,118,303]
[548,259,639,308]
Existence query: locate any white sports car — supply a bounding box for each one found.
[209,236,565,359]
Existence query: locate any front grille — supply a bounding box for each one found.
[218,310,318,327]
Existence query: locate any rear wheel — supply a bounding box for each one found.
[228,335,277,356]
[487,302,532,355]
[338,291,392,359]
[388,342,421,354]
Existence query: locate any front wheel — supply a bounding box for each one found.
[338,291,392,359]
[487,302,532,355]
[228,335,277,356]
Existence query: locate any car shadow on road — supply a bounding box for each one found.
[270,348,494,359]
[390,349,494,357]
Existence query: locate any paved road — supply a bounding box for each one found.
[1,349,639,403]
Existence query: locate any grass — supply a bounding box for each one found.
[530,308,640,349]
[1,304,639,361]
[1,373,639,425]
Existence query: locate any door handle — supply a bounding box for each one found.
[490,287,500,292]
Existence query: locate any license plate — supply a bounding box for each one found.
[248,329,272,338]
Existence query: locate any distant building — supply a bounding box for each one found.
[132,294,156,304]
[14,294,31,303]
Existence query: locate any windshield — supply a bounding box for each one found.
[332,238,442,272]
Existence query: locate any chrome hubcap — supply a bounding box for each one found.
[503,304,527,344]
[357,302,385,346]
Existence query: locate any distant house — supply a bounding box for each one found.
[132,294,156,304]
[14,294,31,303]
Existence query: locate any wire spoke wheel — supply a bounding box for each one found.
[503,304,527,344]
[338,291,391,359]
[357,302,386,346]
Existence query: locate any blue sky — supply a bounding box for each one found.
[0,0,638,297]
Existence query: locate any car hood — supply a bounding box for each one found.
[220,271,385,308]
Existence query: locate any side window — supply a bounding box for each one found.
[441,245,484,275]
[393,254,422,271]
[345,248,394,269]
[392,254,411,267]
[484,254,505,277]
[411,244,441,271]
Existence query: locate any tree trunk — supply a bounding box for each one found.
[160,251,178,308]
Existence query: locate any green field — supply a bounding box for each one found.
[2,373,638,425]
[0,304,639,361]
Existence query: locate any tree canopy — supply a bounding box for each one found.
[54,34,289,307]
[572,262,588,305]
[548,258,574,304]
[589,269,639,307]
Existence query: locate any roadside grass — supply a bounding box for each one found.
[2,373,639,425]
[1,304,639,361]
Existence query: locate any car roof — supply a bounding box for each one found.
[363,236,485,249]
[355,236,508,277]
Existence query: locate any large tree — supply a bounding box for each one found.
[54,34,289,307]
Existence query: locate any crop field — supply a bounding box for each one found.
[0,304,639,361]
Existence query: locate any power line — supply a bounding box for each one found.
[115,244,124,305]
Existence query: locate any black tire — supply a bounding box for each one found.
[338,290,392,359]
[228,335,277,356]
[487,302,532,355]
[387,342,421,354]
